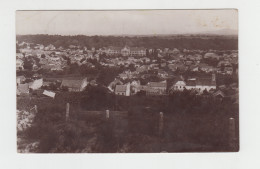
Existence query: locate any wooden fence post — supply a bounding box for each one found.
[106,110,110,119]
[159,112,164,137]
[229,117,236,149]
[66,103,70,122]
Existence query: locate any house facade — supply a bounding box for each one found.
[105,46,146,57]
[146,80,167,95]
[171,74,216,92]
[115,83,131,96]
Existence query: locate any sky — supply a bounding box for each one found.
[16,10,238,35]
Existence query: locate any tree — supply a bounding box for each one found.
[61,86,69,92]
[23,59,33,70]
[97,67,124,86]
[69,63,79,74]
[80,85,114,110]
[128,63,136,72]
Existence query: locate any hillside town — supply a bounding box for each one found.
[16,35,239,153]
[16,41,238,100]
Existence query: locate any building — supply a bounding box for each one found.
[115,83,130,96]
[29,78,43,90]
[43,90,56,98]
[105,46,146,57]
[157,69,168,78]
[121,46,131,57]
[106,46,122,56]
[16,76,26,85]
[129,47,146,57]
[60,77,88,92]
[204,52,220,60]
[16,53,24,59]
[172,78,186,91]
[16,59,24,70]
[17,83,29,95]
[44,44,56,51]
[171,74,216,92]
[146,80,167,95]
[108,79,123,92]
[199,63,215,73]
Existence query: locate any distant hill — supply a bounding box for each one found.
[16,34,238,50]
[199,29,238,36]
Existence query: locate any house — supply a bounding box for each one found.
[199,63,215,73]
[189,65,199,72]
[119,73,128,80]
[29,78,43,90]
[16,76,26,85]
[217,60,232,68]
[115,83,130,96]
[193,54,203,61]
[17,83,29,95]
[146,80,167,95]
[224,67,233,75]
[16,53,24,59]
[212,90,225,99]
[16,59,24,70]
[42,81,52,87]
[168,63,187,72]
[108,79,123,92]
[44,44,56,51]
[171,74,217,92]
[43,90,56,98]
[136,65,149,73]
[60,77,88,92]
[131,80,140,86]
[172,78,186,91]
[130,80,141,94]
[157,69,168,78]
[204,52,220,60]
[195,77,216,91]
[34,44,44,50]
[167,48,180,55]
[51,65,63,71]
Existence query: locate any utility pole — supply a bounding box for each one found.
[159,112,164,152]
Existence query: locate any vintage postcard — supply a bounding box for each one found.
[16,10,238,153]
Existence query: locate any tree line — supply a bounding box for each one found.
[16,34,238,50]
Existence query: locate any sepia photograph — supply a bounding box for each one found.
[16,10,239,153]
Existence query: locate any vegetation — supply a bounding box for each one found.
[18,86,238,153]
